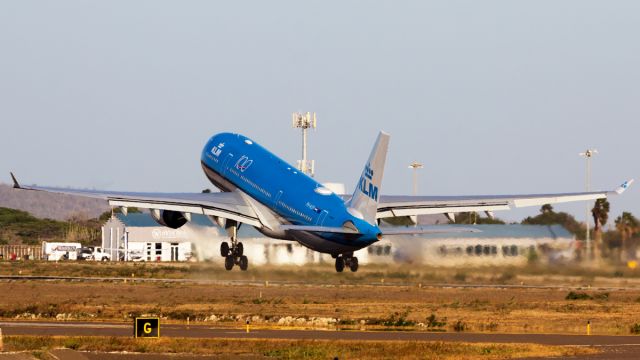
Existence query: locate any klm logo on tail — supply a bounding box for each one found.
[348,131,389,225]
[358,163,378,201]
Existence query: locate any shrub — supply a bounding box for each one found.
[453,272,467,282]
[166,310,198,320]
[630,323,640,334]
[483,322,499,331]
[63,338,81,350]
[453,320,467,332]
[593,292,610,301]
[565,291,592,300]
[426,314,446,329]
[382,311,415,327]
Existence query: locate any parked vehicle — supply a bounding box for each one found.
[77,247,111,261]
[90,247,111,261]
[78,247,94,260]
[42,242,81,261]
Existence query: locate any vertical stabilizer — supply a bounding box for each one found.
[347,131,390,225]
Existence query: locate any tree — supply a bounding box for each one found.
[541,204,554,214]
[591,199,610,261]
[592,199,610,232]
[522,204,584,238]
[98,207,142,222]
[451,212,505,225]
[614,212,639,262]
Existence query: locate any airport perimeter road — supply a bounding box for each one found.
[2,321,640,346]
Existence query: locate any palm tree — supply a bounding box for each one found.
[541,204,554,214]
[592,199,610,260]
[614,212,639,262]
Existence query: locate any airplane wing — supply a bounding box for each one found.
[375,180,634,219]
[280,224,479,235]
[9,173,262,227]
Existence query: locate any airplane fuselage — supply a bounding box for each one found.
[200,132,380,254]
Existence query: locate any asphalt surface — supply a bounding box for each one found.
[2,321,640,359]
[0,320,639,345]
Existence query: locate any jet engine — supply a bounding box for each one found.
[151,210,188,229]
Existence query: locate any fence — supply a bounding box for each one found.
[0,245,43,260]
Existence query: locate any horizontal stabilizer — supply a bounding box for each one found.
[381,226,480,236]
[279,224,359,234]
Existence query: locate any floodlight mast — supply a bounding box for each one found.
[292,112,317,176]
[579,148,598,261]
[408,161,424,195]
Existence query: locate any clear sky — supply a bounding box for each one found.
[1,1,638,225]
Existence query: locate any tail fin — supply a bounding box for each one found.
[347,131,390,225]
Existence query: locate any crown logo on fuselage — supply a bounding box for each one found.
[235,155,253,172]
[364,163,374,180]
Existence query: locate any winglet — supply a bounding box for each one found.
[614,179,634,195]
[9,172,21,189]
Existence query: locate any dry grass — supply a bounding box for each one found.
[0,279,639,335]
[3,336,597,360]
[2,262,640,335]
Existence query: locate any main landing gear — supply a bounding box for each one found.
[334,253,359,273]
[220,220,248,271]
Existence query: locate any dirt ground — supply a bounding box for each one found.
[1,273,640,335]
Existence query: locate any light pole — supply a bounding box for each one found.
[408,161,424,195]
[579,148,598,261]
[292,112,317,176]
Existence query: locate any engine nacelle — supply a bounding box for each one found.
[151,209,188,229]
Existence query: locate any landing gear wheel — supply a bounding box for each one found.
[235,242,244,257]
[349,257,359,272]
[335,257,345,273]
[239,255,248,271]
[220,242,230,257]
[224,255,234,271]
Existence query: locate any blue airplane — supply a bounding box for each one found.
[10,132,633,272]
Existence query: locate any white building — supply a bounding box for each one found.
[373,224,575,266]
[102,214,574,265]
[102,214,218,262]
